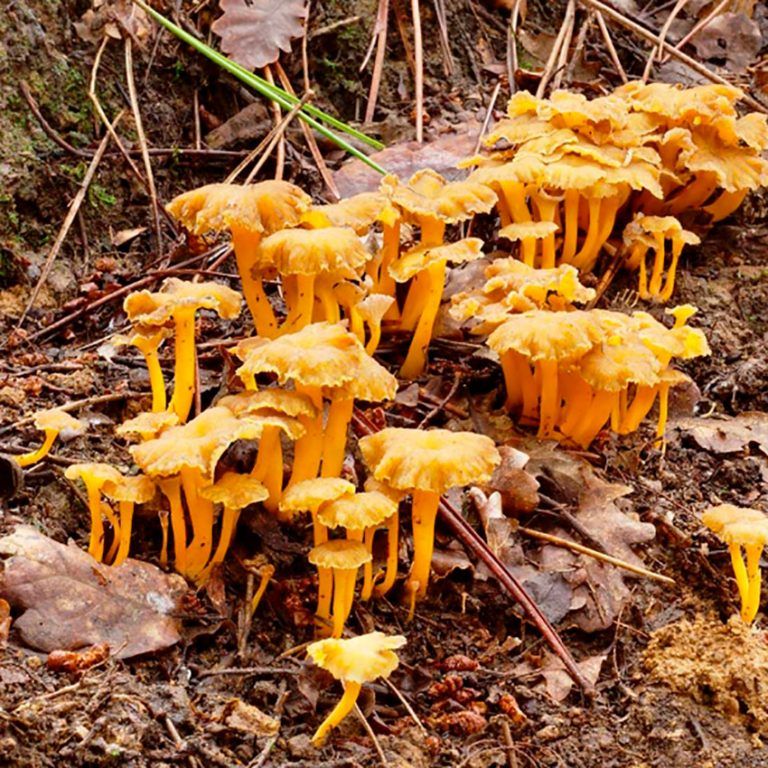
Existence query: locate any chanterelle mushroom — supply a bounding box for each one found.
[16,409,83,468]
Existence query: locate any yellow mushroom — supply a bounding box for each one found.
[356,294,396,354]
[16,409,83,468]
[101,474,156,566]
[317,491,398,601]
[64,463,123,562]
[499,221,560,269]
[359,428,500,603]
[363,477,406,597]
[112,328,170,412]
[198,473,269,581]
[308,540,371,638]
[124,279,242,423]
[307,631,406,747]
[166,181,311,336]
[115,411,180,442]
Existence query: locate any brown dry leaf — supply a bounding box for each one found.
[486,446,540,515]
[75,0,151,43]
[516,651,606,703]
[110,226,147,248]
[691,12,761,72]
[0,599,10,645]
[0,526,187,659]
[675,412,768,455]
[211,0,308,70]
[334,127,481,197]
[221,699,280,736]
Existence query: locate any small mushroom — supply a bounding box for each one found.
[111,328,171,412]
[16,409,83,468]
[359,428,500,603]
[306,631,406,747]
[116,411,180,442]
[308,540,371,638]
[101,474,156,566]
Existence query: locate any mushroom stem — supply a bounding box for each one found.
[331,567,358,638]
[321,397,355,478]
[619,385,659,434]
[501,351,538,421]
[349,305,365,344]
[16,428,58,468]
[291,274,317,331]
[103,502,122,564]
[84,479,106,562]
[198,505,240,582]
[744,543,763,624]
[143,347,168,413]
[667,173,718,215]
[704,188,747,222]
[659,238,685,303]
[231,228,278,338]
[648,232,667,298]
[290,386,325,485]
[168,305,198,423]
[558,372,593,437]
[360,526,376,601]
[399,271,429,332]
[253,426,284,514]
[316,277,341,324]
[729,542,750,616]
[365,317,384,355]
[159,477,187,574]
[531,193,559,269]
[536,359,560,438]
[311,681,362,747]
[655,381,672,445]
[181,467,214,580]
[113,500,135,566]
[373,511,400,598]
[400,259,446,378]
[570,390,617,447]
[377,220,400,301]
[251,565,275,615]
[561,190,580,264]
[419,217,445,247]
[408,489,441,599]
[159,509,169,567]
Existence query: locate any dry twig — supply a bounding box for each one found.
[411,0,425,142]
[536,0,576,97]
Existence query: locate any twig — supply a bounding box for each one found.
[431,0,455,76]
[580,0,768,114]
[551,1,576,91]
[517,526,675,584]
[411,0,424,142]
[536,0,576,97]
[383,678,427,735]
[263,65,285,181]
[193,89,201,150]
[195,666,301,679]
[501,718,519,768]
[418,371,462,428]
[586,241,625,308]
[352,409,594,695]
[308,14,362,39]
[302,0,313,93]
[472,81,503,156]
[565,10,593,85]
[354,704,388,767]
[16,118,116,329]
[641,0,689,82]
[660,0,728,64]
[506,0,523,93]
[125,37,163,256]
[249,685,289,768]
[595,11,628,83]
[363,0,390,124]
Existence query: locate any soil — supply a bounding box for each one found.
[2,1,768,766]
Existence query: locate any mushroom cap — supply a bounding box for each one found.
[635,317,711,361]
[217,389,318,419]
[680,131,768,192]
[331,352,398,403]
[116,411,180,441]
[317,491,398,531]
[166,181,311,237]
[363,476,407,502]
[124,278,242,325]
[308,539,371,570]
[102,474,156,504]
[33,408,83,434]
[483,260,595,306]
[307,631,406,684]
[659,367,692,387]
[130,406,272,478]
[359,427,501,494]
[720,519,768,548]
[302,192,390,234]
[389,238,485,283]
[381,169,497,223]
[623,214,701,246]
[576,339,661,392]
[255,227,370,278]
[702,504,767,534]
[280,477,356,516]
[199,472,269,508]
[487,310,601,362]
[499,221,559,243]
[65,462,123,487]
[112,327,170,352]
[356,294,396,326]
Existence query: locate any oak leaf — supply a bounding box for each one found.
[211,0,308,70]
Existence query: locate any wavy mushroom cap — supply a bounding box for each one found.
[302,192,390,234]
[166,181,311,237]
[112,327,171,350]
[102,474,156,504]
[280,477,356,516]
[234,322,372,391]
[389,238,485,283]
[720,518,768,548]
[633,313,711,361]
[33,408,83,435]
[487,310,601,362]
[483,261,595,306]
[702,504,768,534]
[307,631,406,684]
[217,389,318,419]
[356,294,396,326]
[116,411,180,441]
[506,88,629,132]
[331,352,398,402]
[363,476,407,502]
[576,339,661,392]
[359,427,500,494]
[318,491,398,531]
[499,221,559,244]
[124,278,242,325]
[255,227,370,278]
[308,539,372,570]
[65,462,123,486]
[623,214,701,246]
[199,472,269,508]
[381,169,497,223]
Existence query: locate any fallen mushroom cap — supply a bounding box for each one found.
[116,411,180,441]
[308,539,372,570]
[307,631,407,684]
[280,477,356,516]
[199,472,269,508]
[317,491,398,531]
[359,428,501,493]
[33,409,83,435]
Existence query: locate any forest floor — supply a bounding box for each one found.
[1,0,768,766]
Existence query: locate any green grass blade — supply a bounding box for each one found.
[133,0,386,167]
